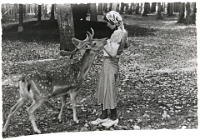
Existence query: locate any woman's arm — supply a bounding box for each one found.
[104,39,120,57]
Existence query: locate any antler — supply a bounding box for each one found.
[87,28,94,41]
[60,28,95,56]
[60,33,90,56]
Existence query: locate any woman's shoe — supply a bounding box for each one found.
[101,119,119,128]
[91,118,109,125]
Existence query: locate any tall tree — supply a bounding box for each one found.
[57,4,75,51]
[18,4,23,32]
[150,2,156,13]
[120,2,125,14]
[108,3,112,11]
[161,3,165,12]
[98,3,103,15]
[167,3,174,16]
[103,3,107,13]
[44,4,48,19]
[49,4,55,21]
[135,3,140,15]
[111,3,118,11]
[124,3,129,14]
[54,4,57,14]
[146,3,150,13]
[177,2,185,23]
[36,5,42,25]
[157,2,163,20]
[142,2,148,16]
[116,3,120,12]
[34,3,38,15]
[174,2,180,12]
[14,4,18,21]
[27,4,31,13]
[185,2,196,24]
[129,3,135,14]
[90,3,97,21]
[23,4,26,17]
[10,4,13,15]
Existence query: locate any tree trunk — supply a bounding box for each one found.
[129,3,134,14]
[167,3,174,16]
[18,4,23,32]
[49,4,55,21]
[142,2,148,16]
[120,3,125,14]
[174,2,180,12]
[34,3,37,15]
[56,4,75,51]
[36,5,42,25]
[135,3,140,15]
[14,4,18,21]
[108,3,112,11]
[2,4,5,15]
[98,3,103,15]
[157,3,163,20]
[150,2,156,13]
[54,4,57,14]
[23,4,26,17]
[185,2,196,25]
[146,3,150,13]
[103,3,107,13]
[43,4,48,19]
[124,3,129,14]
[162,2,166,12]
[10,4,13,15]
[90,3,97,21]
[190,2,196,24]
[177,3,185,23]
[116,3,120,12]
[111,3,118,11]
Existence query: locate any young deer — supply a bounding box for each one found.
[3,28,107,134]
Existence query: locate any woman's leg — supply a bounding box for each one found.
[100,104,108,119]
[91,104,109,125]
[101,72,119,128]
[110,108,117,120]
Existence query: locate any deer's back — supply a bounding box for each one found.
[23,64,81,97]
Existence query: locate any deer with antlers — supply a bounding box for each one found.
[3,28,107,134]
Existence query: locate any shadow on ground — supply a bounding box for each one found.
[2,20,157,43]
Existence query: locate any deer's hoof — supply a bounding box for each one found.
[75,120,79,124]
[2,128,6,133]
[34,129,41,134]
[58,119,62,123]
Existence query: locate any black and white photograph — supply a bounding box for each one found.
[1,0,199,139]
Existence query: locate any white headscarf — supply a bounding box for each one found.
[104,11,124,30]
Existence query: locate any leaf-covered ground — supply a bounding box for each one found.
[2,14,197,138]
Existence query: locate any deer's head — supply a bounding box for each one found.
[84,28,107,52]
[60,28,107,56]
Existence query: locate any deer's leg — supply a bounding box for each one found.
[58,95,68,122]
[27,99,45,134]
[3,98,26,132]
[70,92,79,123]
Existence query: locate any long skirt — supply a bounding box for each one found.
[96,57,119,110]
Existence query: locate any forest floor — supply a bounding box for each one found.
[1,13,198,138]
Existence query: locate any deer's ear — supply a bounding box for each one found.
[72,38,80,46]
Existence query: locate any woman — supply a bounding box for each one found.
[91,11,128,128]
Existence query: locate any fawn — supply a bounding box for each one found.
[3,28,107,134]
